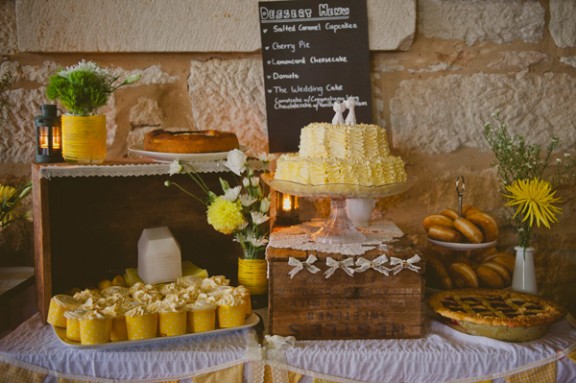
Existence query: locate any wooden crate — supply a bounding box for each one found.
[32,161,243,323]
[267,237,425,340]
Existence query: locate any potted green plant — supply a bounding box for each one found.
[46,60,140,163]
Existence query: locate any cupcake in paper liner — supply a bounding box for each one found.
[73,288,102,304]
[125,304,159,340]
[47,295,80,328]
[131,284,162,304]
[186,294,217,333]
[153,295,187,337]
[64,308,88,342]
[200,275,230,293]
[216,293,246,328]
[79,309,112,345]
[101,285,129,299]
[177,275,203,289]
[234,285,252,317]
[102,303,128,342]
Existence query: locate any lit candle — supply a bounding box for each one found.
[282,194,292,212]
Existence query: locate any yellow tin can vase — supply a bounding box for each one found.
[62,114,107,164]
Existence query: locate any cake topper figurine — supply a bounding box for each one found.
[332,101,346,125]
[344,97,356,125]
[332,97,358,125]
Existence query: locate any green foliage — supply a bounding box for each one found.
[0,181,32,228]
[46,60,140,116]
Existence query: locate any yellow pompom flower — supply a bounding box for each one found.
[206,197,246,235]
[503,178,561,229]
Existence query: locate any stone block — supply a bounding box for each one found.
[549,0,576,48]
[15,0,416,52]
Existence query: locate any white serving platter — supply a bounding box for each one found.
[427,237,497,251]
[53,312,260,349]
[128,144,229,163]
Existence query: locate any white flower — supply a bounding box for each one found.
[222,186,241,202]
[247,235,268,247]
[259,197,271,213]
[250,176,260,187]
[242,177,251,187]
[251,211,269,225]
[224,149,247,176]
[169,160,183,176]
[239,194,257,207]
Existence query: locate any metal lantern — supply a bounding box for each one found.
[34,104,62,163]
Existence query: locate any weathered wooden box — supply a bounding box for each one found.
[267,236,425,340]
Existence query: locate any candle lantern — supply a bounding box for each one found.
[275,192,299,226]
[34,104,63,163]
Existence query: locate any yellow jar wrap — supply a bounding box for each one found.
[238,258,268,295]
[79,317,112,345]
[65,317,81,342]
[217,304,246,328]
[125,313,158,340]
[159,311,187,337]
[188,309,216,333]
[47,295,79,328]
[61,114,107,164]
[110,316,128,342]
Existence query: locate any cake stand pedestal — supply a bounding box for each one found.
[311,198,365,244]
[262,174,416,245]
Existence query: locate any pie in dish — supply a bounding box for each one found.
[428,288,565,341]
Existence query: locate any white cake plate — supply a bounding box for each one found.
[262,174,416,244]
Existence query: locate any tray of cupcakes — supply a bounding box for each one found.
[47,269,260,349]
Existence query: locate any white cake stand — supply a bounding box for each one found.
[262,174,416,244]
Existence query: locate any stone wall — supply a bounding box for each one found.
[1,0,575,312]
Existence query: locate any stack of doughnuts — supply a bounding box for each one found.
[423,206,499,244]
[426,247,515,290]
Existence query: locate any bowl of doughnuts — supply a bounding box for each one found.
[426,247,515,290]
[423,206,499,250]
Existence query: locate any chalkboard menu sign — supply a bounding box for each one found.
[259,0,372,153]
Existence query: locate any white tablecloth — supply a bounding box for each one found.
[1,313,575,383]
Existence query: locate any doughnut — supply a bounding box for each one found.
[144,129,239,153]
[423,214,454,230]
[462,205,481,218]
[426,253,453,290]
[428,224,463,243]
[440,208,460,220]
[453,217,484,244]
[449,262,479,288]
[486,252,515,274]
[476,263,507,288]
[467,212,499,242]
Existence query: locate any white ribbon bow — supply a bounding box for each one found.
[324,257,355,278]
[288,255,321,279]
[389,254,422,275]
[264,334,296,350]
[355,254,390,275]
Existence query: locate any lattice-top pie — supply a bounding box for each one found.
[428,289,565,341]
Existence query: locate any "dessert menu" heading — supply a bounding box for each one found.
[259,0,372,153]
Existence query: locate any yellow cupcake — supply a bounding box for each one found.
[125,305,158,340]
[101,304,128,342]
[47,295,80,328]
[187,298,217,333]
[64,309,87,342]
[217,295,246,328]
[234,286,252,317]
[79,310,112,345]
[159,311,187,337]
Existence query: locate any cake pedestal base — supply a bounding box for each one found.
[311,198,366,244]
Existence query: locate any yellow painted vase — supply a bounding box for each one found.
[238,257,268,309]
[62,114,107,163]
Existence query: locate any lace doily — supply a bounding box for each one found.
[269,220,404,256]
[36,160,264,179]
